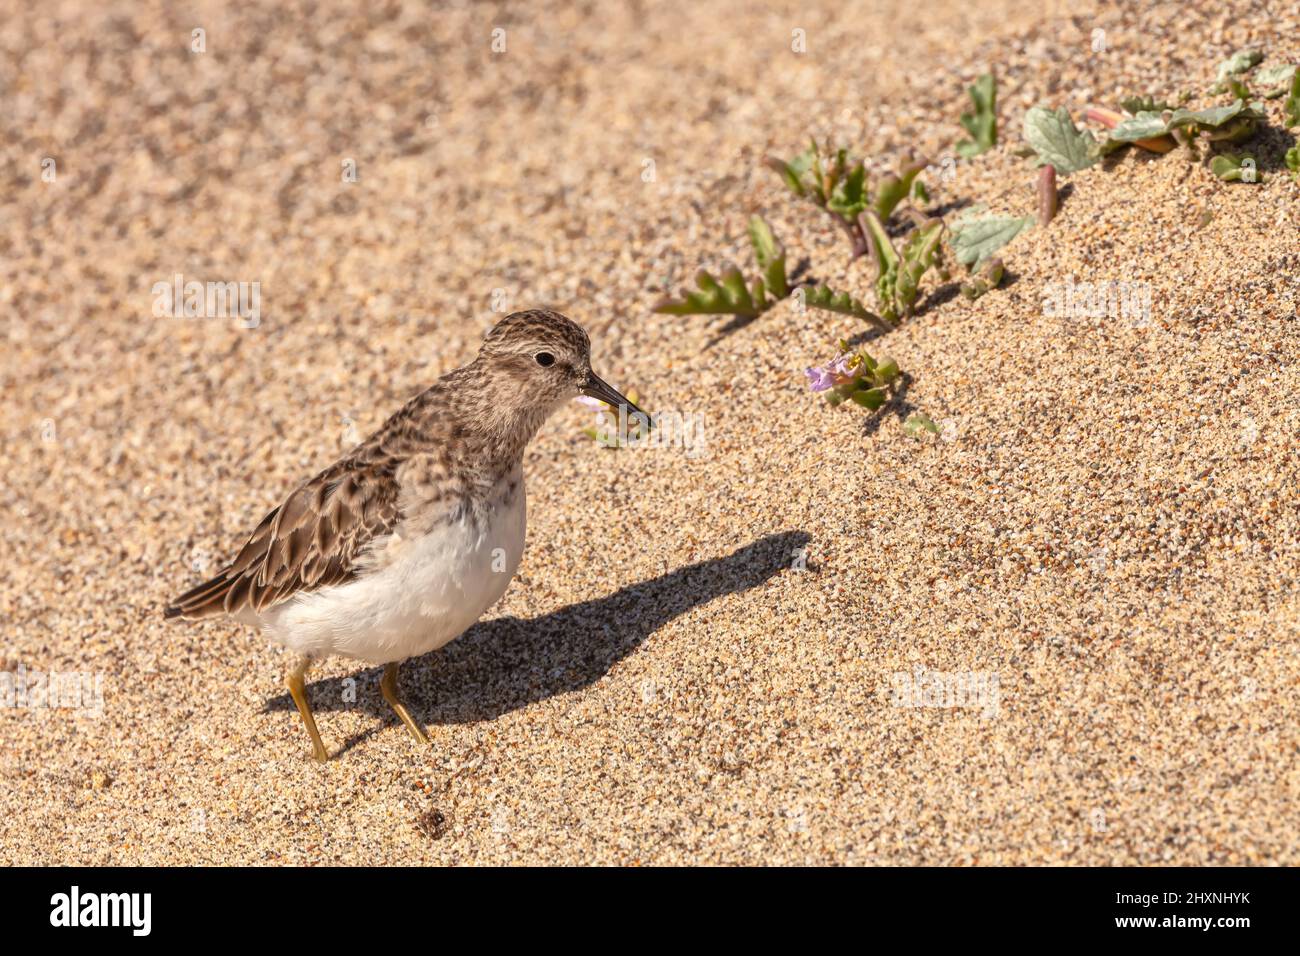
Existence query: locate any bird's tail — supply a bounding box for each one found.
[164,569,237,620]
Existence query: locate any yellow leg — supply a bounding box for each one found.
[287,657,329,762]
[381,662,429,745]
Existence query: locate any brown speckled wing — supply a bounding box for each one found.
[165,349,539,622]
[164,446,405,620]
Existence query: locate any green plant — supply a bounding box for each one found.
[1281,70,1300,180]
[653,266,769,319]
[746,215,790,300]
[1285,69,1300,127]
[655,216,893,330]
[1090,54,1286,170]
[1023,106,1100,173]
[948,208,1034,269]
[1254,63,1297,98]
[1119,96,1175,114]
[653,216,788,319]
[903,412,941,437]
[960,257,1005,300]
[1212,49,1262,92]
[873,160,929,222]
[956,73,997,158]
[860,211,945,324]
[1085,106,1176,153]
[766,140,927,258]
[1099,100,1265,157]
[1222,77,1252,101]
[800,284,892,334]
[1209,152,1261,182]
[805,342,901,410]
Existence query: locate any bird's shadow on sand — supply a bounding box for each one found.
[265,530,811,756]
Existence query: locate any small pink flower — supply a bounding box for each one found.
[806,353,855,392]
[805,365,836,392]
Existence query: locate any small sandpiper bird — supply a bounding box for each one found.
[165,310,646,761]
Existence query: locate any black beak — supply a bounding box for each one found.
[582,371,651,427]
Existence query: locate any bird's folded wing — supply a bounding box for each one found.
[165,456,403,619]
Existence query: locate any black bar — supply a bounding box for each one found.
[0,867,1290,943]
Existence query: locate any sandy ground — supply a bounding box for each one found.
[2,0,1298,864]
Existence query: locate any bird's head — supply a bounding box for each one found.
[478,310,647,423]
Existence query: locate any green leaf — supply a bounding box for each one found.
[955,73,997,158]
[810,142,829,198]
[872,159,926,221]
[765,146,818,197]
[1286,145,1300,175]
[1169,101,1246,129]
[826,161,868,219]
[1023,106,1099,173]
[1255,64,1297,97]
[1208,155,1238,180]
[1208,117,1264,144]
[788,146,817,178]
[1209,152,1260,183]
[747,216,788,299]
[1110,111,1172,142]
[904,412,941,436]
[1224,78,1252,101]
[902,219,944,266]
[894,219,944,317]
[960,257,1005,300]
[803,284,891,333]
[1184,101,1264,145]
[1286,70,1300,128]
[860,210,898,275]
[747,215,778,269]
[653,267,767,317]
[1111,100,1261,145]
[1214,49,1262,84]
[767,159,805,196]
[1119,96,1172,114]
[859,210,903,321]
[949,213,1034,269]
[850,387,887,410]
[720,267,752,307]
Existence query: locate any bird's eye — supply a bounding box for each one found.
[535,352,555,367]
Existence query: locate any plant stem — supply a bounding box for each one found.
[833,213,867,259]
[1038,165,1057,225]
[1084,106,1176,153]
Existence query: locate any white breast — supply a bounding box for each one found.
[258,467,527,664]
